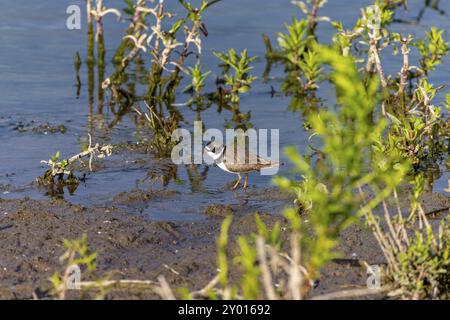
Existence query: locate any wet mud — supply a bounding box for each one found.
[1,188,447,300]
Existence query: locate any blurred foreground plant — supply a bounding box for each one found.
[275,45,409,278]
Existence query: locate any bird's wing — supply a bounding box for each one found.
[224,144,276,167]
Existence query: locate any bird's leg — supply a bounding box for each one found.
[232,174,242,190]
[243,173,249,191]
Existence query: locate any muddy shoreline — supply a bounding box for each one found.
[0,188,448,300]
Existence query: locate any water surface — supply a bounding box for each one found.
[0,0,449,220]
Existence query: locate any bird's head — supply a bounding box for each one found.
[204,140,225,161]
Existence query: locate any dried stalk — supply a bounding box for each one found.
[256,237,277,300]
[311,286,393,300]
[308,0,320,35]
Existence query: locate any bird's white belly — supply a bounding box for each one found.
[217,161,235,174]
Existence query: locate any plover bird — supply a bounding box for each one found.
[204,140,279,191]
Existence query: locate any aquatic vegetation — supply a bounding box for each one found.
[292,0,328,36]
[214,49,257,104]
[264,17,318,77]
[89,0,121,41]
[38,137,112,187]
[167,47,407,300]
[414,27,450,74]
[266,0,450,170]
[134,102,181,156]
[263,6,323,113]
[276,46,409,279]
[149,0,449,300]
[94,0,225,153]
[103,0,220,105]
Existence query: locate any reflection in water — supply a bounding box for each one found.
[74,52,82,99]
[185,164,209,192]
[138,161,179,188]
[139,161,209,193]
[394,0,446,24]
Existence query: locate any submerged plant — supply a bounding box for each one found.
[37,136,112,186]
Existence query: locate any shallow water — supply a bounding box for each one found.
[0,0,449,220]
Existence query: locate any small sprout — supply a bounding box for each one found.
[183,65,211,96]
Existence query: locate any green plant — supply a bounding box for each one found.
[263,4,324,107]
[37,138,112,186]
[298,49,322,89]
[135,102,180,156]
[183,64,211,98]
[291,0,328,35]
[37,151,77,186]
[103,0,220,106]
[45,0,450,301]
[214,49,257,104]
[177,46,412,301]
[50,234,98,299]
[179,214,312,300]
[384,79,448,169]
[275,45,409,277]
[364,176,450,299]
